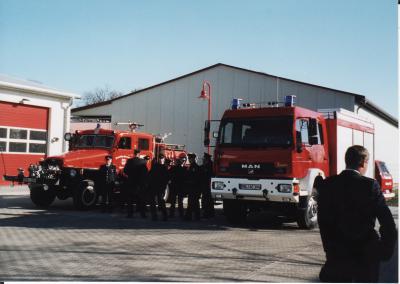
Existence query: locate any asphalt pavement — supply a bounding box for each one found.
[0,185,397,282]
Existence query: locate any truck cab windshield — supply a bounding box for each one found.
[75,135,115,148]
[219,117,293,148]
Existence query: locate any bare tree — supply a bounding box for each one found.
[81,85,124,106]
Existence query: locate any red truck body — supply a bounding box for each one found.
[4,127,187,209]
[375,160,394,198]
[210,100,385,228]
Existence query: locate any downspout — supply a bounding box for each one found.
[356,97,366,114]
[61,98,73,153]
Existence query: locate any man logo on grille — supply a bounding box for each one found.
[241,164,261,169]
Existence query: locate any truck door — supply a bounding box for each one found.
[137,135,153,169]
[294,118,328,177]
[114,135,132,171]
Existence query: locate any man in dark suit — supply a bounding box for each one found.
[168,154,187,218]
[200,153,215,218]
[123,149,148,218]
[98,155,117,213]
[184,153,201,221]
[148,154,170,221]
[317,145,397,282]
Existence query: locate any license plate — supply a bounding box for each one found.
[239,184,262,190]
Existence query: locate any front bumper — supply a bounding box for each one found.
[211,177,300,203]
[383,190,395,200]
[3,175,37,184]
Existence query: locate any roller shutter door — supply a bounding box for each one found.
[0,101,49,185]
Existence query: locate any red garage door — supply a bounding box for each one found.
[0,101,49,185]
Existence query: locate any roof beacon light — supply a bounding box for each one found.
[232,98,243,110]
[284,95,296,107]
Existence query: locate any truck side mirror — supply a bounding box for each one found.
[296,131,303,153]
[296,143,303,153]
[308,118,318,137]
[64,133,72,141]
[309,136,319,145]
[204,120,210,146]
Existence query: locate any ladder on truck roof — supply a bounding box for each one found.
[318,108,374,130]
[114,121,144,132]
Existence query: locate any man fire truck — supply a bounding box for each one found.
[209,96,392,229]
[3,123,186,210]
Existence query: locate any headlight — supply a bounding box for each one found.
[277,184,292,193]
[70,169,77,177]
[212,181,225,190]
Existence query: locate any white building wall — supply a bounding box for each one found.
[356,107,399,182]
[0,89,72,155]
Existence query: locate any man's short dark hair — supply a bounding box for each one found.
[345,145,369,169]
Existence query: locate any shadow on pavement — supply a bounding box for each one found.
[0,194,301,231]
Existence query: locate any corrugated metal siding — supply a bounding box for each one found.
[72,65,397,183]
[107,65,358,157]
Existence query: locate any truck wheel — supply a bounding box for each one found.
[29,184,56,208]
[223,200,247,224]
[73,180,98,210]
[296,195,318,229]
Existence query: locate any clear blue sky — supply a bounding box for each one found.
[0,0,397,117]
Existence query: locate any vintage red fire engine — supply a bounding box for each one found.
[208,96,393,229]
[4,123,186,209]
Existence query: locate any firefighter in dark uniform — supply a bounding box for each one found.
[184,153,201,221]
[168,154,187,218]
[317,145,397,282]
[200,153,215,218]
[148,153,170,221]
[123,149,148,218]
[98,155,117,213]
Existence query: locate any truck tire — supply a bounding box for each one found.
[223,200,247,224]
[296,195,318,229]
[29,184,56,208]
[73,180,98,210]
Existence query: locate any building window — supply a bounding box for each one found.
[29,143,46,153]
[138,138,149,151]
[0,141,6,151]
[9,142,27,153]
[0,128,7,138]
[10,129,27,139]
[30,131,47,141]
[0,126,47,154]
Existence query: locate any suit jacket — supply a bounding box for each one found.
[148,163,170,193]
[317,170,397,261]
[123,157,148,187]
[98,164,117,185]
[186,163,201,193]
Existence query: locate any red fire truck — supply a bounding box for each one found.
[375,160,395,198]
[3,123,187,210]
[208,96,390,229]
